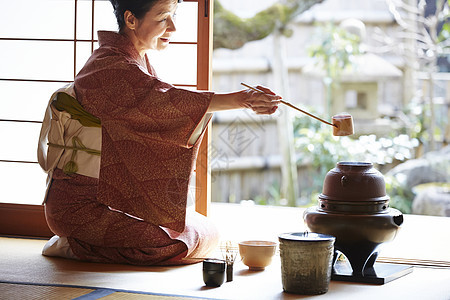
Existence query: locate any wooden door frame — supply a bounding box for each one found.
[195,0,213,217]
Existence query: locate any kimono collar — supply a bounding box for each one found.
[97,31,148,68]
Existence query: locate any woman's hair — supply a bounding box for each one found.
[109,0,158,30]
[109,0,182,31]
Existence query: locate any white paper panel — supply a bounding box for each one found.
[0,81,64,121]
[0,41,74,81]
[94,0,119,36]
[0,122,42,162]
[76,42,94,74]
[0,162,47,205]
[148,44,197,85]
[0,0,74,39]
[172,2,198,43]
[76,0,94,40]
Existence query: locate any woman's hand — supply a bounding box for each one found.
[208,85,281,114]
[238,85,281,115]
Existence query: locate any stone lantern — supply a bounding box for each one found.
[330,52,402,119]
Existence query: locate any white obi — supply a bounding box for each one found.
[37,83,101,203]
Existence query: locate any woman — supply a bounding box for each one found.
[39,0,281,265]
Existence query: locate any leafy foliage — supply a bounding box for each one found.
[384,173,415,214]
[308,22,362,80]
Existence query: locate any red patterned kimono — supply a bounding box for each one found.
[43,31,218,265]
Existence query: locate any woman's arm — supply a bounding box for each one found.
[207,85,281,115]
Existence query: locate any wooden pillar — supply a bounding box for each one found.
[195,0,214,216]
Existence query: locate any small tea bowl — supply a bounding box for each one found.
[238,240,277,271]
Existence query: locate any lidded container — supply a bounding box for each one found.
[279,232,335,295]
[203,259,226,287]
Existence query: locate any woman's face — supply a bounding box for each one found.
[132,0,178,53]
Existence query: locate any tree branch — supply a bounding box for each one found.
[213,0,324,50]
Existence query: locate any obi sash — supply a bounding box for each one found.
[37,83,102,203]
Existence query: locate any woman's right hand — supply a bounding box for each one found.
[208,85,281,114]
[238,85,281,115]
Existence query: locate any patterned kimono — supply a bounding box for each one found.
[39,31,218,265]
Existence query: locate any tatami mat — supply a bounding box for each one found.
[0,282,95,300]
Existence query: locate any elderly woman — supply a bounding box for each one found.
[39,0,280,265]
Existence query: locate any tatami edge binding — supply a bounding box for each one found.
[0,281,222,300]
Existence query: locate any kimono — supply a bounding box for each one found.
[38,31,218,265]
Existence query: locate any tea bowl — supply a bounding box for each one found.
[238,240,277,271]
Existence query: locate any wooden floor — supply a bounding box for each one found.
[1,203,450,299]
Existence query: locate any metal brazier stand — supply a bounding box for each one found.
[304,162,413,284]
